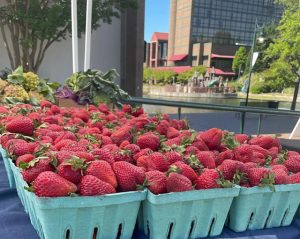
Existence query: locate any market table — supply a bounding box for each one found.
[0,156,300,239]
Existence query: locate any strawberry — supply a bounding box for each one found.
[114,149,133,163]
[86,160,117,188]
[136,132,160,151]
[195,151,216,169]
[93,148,114,165]
[113,161,145,191]
[101,135,113,145]
[74,151,94,163]
[233,144,254,163]
[98,103,110,114]
[40,100,53,108]
[119,140,130,148]
[136,155,149,170]
[195,169,221,190]
[122,104,132,114]
[251,151,266,166]
[124,144,140,155]
[16,154,35,167]
[110,125,133,145]
[234,134,249,144]
[215,149,233,166]
[284,155,300,173]
[247,167,275,187]
[168,161,198,182]
[33,171,77,197]
[248,136,280,150]
[57,157,85,184]
[7,139,33,157]
[21,157,54,183]
[79,174,116,196]
[156,120,169,135]
[251,145,269,158]
[147,152,170,172]
[144,170,167,194]
[289,173,300,184]
[198,128,223,150]
[6,116,34,136]
[184,146,200,156]
[192,138,209,151]
[166,127,180,139]
[268,147,279,159]
[55,139,77,151]
[272,169,289,185]
[56,150,74,165]
[217,159,239,180]
[271,164,288,174]
[166,173,193,192]
[165,151,184,164]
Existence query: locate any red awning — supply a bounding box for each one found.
[211,53,235,59]
[156,66,192,74]
[169,54,188,61]
[208,67,235,76]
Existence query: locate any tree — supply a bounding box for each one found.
[265,7,300,77]
[0,0,137,72]
[232,47,248,75]
[177,65,206,84]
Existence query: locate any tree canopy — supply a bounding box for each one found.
[232,47,248,75]
[0,0,137,72]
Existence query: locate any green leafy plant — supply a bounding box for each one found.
[66,69,130,107]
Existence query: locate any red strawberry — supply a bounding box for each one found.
[110,125,133,145]
[166,173,193,192]
[271,164,288,174]
[289,173,300,184]
[124,144,140,155]
[98,103,110,114]
[268,147,279,159]
[93,148,114,165]
[6,116,34,136]
[74,151,94,163]
[215,149,233,166]
[248,167,274,187]
[7,139,33,156]
[217,159,239,180]
[195,151,216,169]
[251,145,269,158]
[33,171,77,197]
[16,154,35,167]
[86,160,117,188]
[251,152,266,166]
[40,100,53,108]
[114,149,133,163]
[168,161,198,182]
[147,152,170,172]
[133,148,153,161]
[234,134,249,144]
[272,169,289,185]
[113,161,145,191]
[119,140,130,148]
[79,175,116,196]
[144,170,167,194]
[195,169,221,190]
[136,132,160,151]
[284,155,300,173]
[198,128,223,150]
[248,136,280,150]
[57,157,85,184]
[122,104,132,114]
[166,127,180,139]
[185,146,200,156]
[233,144,254,163]
[55,139,77,151]
[165,151,184,164]
[21,157,54,183]
[156,120,169,135]
[192,138,209,151]
[136,155,149,170]
[101,135,113,145]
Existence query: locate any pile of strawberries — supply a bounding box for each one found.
[0,100,300,198]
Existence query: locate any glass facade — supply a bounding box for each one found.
[192,0,282,45]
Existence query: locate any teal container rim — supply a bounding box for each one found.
[239,184,300,195]
[146,186,240,204]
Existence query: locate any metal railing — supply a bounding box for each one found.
[121,97,300,135]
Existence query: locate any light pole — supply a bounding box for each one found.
[291,69,300,110]
[236,19,264,133]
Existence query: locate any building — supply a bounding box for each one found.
[0,0,145,97]
[146,32,169,68]
[167,0,282,77]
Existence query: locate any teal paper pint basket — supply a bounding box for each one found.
[0,146,15,188]
[227,184,300,232]
[139,186,240,239]
[8,155,146,239]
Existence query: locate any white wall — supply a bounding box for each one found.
[0,18,121,84]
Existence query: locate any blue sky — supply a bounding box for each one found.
[144,0,170,42]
